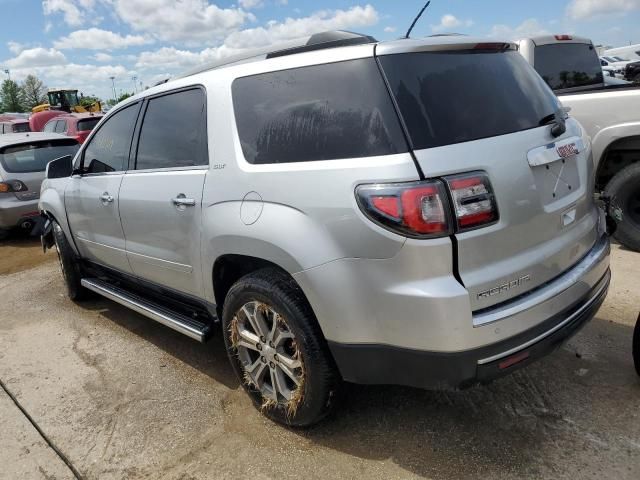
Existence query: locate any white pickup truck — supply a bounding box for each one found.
[518,35,640,251]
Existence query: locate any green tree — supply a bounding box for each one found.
[79,94,102,109]
[20,74,47,110]
[0,79,24,112]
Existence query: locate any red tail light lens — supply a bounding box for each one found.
[554,35,573,41]
[356,180,452,238]
[445,172,498,231]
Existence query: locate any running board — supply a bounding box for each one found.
[80,278,211,342]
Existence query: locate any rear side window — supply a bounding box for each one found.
[379,50,560,150]
[232,58,408,164]
[134,88,207,170]
[12,122,30,133]
[82,103,139,174]
[534,43,604,90]
[0,140,79,173]
[43,121,56,132]
[77,117,101,132]
[54,120,67,133]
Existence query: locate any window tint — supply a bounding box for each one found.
[379,50,560,150]
[135,89,207,170]
[43,121,56,132]
[77,117,101,132]
[82,103,139,174]
[0,140,79,173]
[534,43,603,90]
[54,120,67,133]
[232,59,407,164]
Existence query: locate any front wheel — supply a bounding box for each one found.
[605,163,640,252]
[52,222,91,301]
[222,268,341,427]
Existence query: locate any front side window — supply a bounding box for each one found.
[0,140,79,173]
[82,103,139,174]
[232,58,408,164]
[134,88,207,170]
[534,43,603,90]
[43,121,57,132]
[379,50,560,150]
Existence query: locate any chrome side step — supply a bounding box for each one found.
[80,278,210,342]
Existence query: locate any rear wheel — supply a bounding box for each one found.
[605,163,640,252]
[52,222,91,301]
[222,268,341,427]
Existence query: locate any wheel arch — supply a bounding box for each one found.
[595,134,640,190]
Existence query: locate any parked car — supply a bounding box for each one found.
[42,113,103,144]
[624,60,640,82]
[518,34,640,251]
[1,133,78,239]
[0,118,31,134]
[40,31,611,426]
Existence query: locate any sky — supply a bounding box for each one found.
[0,0,639,101]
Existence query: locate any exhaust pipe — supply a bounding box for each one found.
[20,220,34,230]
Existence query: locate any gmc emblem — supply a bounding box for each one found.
[556,143,579,159]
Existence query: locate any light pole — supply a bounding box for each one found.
[132,75,138,94]
[109,76,116,102]
[3,69,10,81]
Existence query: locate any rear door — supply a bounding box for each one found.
[65,102,140,273]
[378,46,599,312]
[119,87,208,297]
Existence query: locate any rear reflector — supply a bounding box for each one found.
[445,172,498,231]
[498,351,530,370]
[554,35,573,41]
[474,42,511,51]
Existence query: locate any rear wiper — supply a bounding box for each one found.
[539,108,567,138]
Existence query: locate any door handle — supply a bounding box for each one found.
[100,193,114,204]
[172,195,196,207]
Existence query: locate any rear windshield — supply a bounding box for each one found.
[534,43,604,90]
[0,140,79,173]
[77,117,101,132]
[12,122,30,133]
[232,58,408,164]
[379,50,560,150]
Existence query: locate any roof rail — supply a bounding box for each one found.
[177,30,377,80]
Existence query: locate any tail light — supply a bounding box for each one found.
[356,171,498,238]
[554,35,573,41]
[445,172,498,231]
[356,180,452,239]
[0,180,28,193]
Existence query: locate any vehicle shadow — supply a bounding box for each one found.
[77,301,640,478]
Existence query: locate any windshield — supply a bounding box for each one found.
[0,140,79,173]
[77,117,101,132]
[534,43,603,91]
[614,56,628,61]
[378,49,560,150]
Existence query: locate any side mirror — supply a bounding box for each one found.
[46,155,73,179]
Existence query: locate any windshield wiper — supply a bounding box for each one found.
[539,108,567,138]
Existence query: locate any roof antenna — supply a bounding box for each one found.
[405,1,431,39]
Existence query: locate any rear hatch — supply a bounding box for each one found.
[0,138,79,200]
[377,41,599,311]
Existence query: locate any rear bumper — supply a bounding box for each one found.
[0,197,40,229]
[329,268,610,389]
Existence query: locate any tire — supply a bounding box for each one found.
[0,229,9,241]
[604,162,640,252]
[634,313,640,377]
[222,268,341,427]
[52,222,91,301]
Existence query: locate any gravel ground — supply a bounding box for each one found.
[0,236,638,480]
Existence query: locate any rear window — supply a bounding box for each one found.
[77,117,101,132]
[12,122,30,133]
[232,58,408,164]
[0,140,79,173]
[534,43,604,90]
[379,50,560,150]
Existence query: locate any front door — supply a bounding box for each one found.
[118,87,208,296]
[65,102,141,273]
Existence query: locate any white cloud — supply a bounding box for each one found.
[92,52,114,62]
[384,26,397,33]
[135,44,243,70]
[239,0,264,9]
[4,48,67,69]
[111,0,253,45]
[490,19,549,40]
[42,0,95,26]
[54,28,152,50]
[431,14,473,33]
[567,0,640,20]
[225,4,379,49]
[7,42,27,54]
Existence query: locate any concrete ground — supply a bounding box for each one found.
[0,235,639,480]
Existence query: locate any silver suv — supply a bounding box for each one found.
[40,32,611,426]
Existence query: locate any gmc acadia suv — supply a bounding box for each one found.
[39,31,611,426]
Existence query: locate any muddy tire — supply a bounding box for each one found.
[634,313,640,377]
[222,267,341,427]
[53,222,91,301]
[605,163,640,252]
